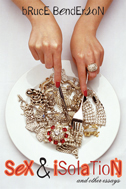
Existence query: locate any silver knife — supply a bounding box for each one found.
[52,68,70,121]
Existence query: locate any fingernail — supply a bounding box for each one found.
[56,82,60,88]
[84,90,87,97]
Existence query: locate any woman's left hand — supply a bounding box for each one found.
[70,17,104,95]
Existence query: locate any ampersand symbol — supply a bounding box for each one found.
[37,157,50,178]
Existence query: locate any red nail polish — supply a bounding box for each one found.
[84,90,87,97]
[56,82,60,88]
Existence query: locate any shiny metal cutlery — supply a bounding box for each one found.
[52,68,70,121]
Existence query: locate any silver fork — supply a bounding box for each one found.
[71,73,88,131]
[71,96,86,131]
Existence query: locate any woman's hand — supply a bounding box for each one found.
[11,0,63,86]
[70,17,104,95]
[29,14,62,87]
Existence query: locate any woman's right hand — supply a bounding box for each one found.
[29,13,62,87]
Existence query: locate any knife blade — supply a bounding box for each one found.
[59,86,70,121]
[52,68,70,121]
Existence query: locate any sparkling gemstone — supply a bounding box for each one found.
[51,125,55,130]
[48,137,52,142]
[62,128,67,132]
[54,140,58,145]
[64,133,68,138]
[60,139,65,143]
[47,131,51,135]
[27,91,32,95]
[54,129,60,136]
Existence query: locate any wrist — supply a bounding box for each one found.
[75,16,98,35]
[20,1,53,27]
[27,8,53,26]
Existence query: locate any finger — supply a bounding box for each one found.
[76,60,87,95]
[53,52,62,87]
[94,50,100,67]
[72,56,77,66]
[85,50,97,81]
[91,40,104,67]
[39,52,44,64]
[88,71,97,81]
[88,50,100,80]
[44,52,53,69]
[96,42,104,66]
[97,67,100,74]
[29,45,39,60]
[35,43,45,63]
[100,48,104,66]
[28,32,40,61]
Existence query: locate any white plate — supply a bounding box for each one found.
[5,60,120,169]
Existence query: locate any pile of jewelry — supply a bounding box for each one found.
[18,69,106,158]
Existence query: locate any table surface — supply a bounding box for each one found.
[0,0,126,188]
